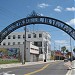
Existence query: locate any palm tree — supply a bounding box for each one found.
[61,46,66,53]
[73,48,75,53]
[66,49,69,53]
[61,46,66,57]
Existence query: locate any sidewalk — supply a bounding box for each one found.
[0,60,55,69]
[71,60,75,75]
[64,61,72,69]
[64,60,75,75]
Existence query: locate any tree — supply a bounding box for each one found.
[61,46,66,53]
[61,46,66,57]
[66,49,69,53]
[73,48,75,53]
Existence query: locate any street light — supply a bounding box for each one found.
[58,45,60,60]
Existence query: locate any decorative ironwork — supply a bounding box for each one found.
[0,12,75,43]
[27,10,41,17]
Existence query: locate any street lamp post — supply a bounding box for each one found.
[59,45,60,60]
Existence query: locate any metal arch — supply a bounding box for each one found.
[0,12,75,43]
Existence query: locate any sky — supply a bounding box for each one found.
[0,0,75,51]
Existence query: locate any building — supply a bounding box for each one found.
[25,41,39,62]
[0,41,39,62]
[54,50,64,60]
[1,31,51,61]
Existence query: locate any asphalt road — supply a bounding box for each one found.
[0,61,68,75]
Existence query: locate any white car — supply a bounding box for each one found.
[64,58,68,62]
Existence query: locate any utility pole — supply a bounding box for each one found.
[54,42,56,60]
[22,26,26,64]
[70,37,72,62]
[59,45,60,60]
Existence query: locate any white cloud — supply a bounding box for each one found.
[66,45,70,49]
[55,40,70,49]
[55,40,68,44]
[66,18,75,26]
[66,7,75,11]
[54,6,62,12]
[38,3,49,8]
[40,13,43,16]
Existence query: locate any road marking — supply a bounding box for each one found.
[64,62,72,75]
[66,70,72,75]
[0,71,13,75]
[3,73,15,75]
[25,63,50,75]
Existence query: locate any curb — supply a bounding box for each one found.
[0,61,56,69]
[64,61,72,75]
[66,70,72,75]
[65,60,75,75]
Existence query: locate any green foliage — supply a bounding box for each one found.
[66,49,69,53]
[0,59,20,64]
[0,48,8,55]
[73,48,75,53]
[61,46,66,53]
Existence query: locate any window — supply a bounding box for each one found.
[39,34,42,38]
[8,42,10,45]
[18,42,20,45]
[39,48,43,54]
[34,41,42,47]
[13,42,15,45]
[33,33,36,38]
[3,42,6,45]
[28,34,31,38]
[23,35,25,38]
[38,41,42,47]
[8,35,11,39]
[4,37,6,39]
[34,42,38,46]
[23,42,24,44]
[13,35,15,39]
[18,35,21,39]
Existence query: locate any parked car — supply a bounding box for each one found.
[69,58,73,62]
[64,58,68,62]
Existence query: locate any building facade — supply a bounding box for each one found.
[1,31,51,61]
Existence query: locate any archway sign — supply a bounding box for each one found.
[0,11,75,43]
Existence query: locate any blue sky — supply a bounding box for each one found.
[0,0,75,51]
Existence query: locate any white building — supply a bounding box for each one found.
[1,31,51,61]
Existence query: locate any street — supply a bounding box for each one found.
[0,61,68,75]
